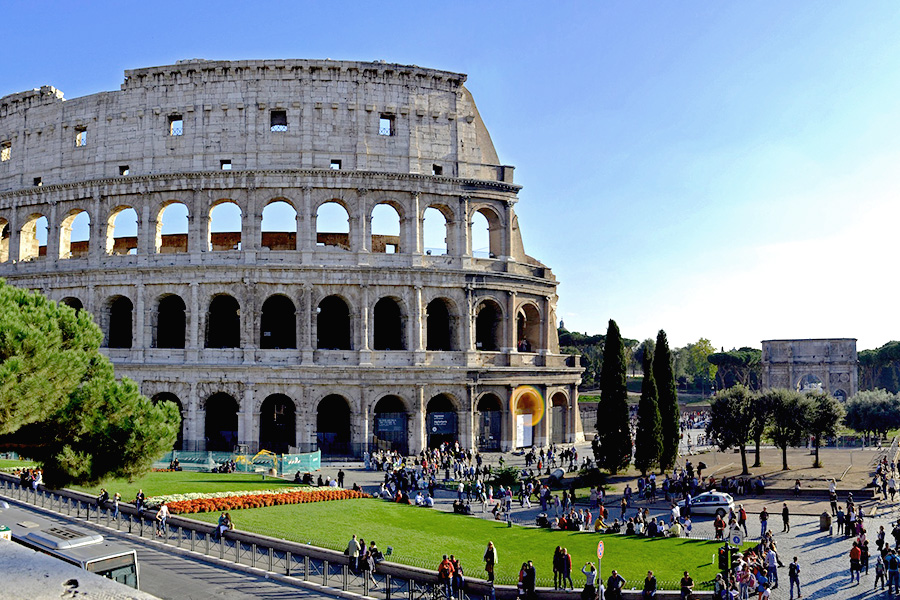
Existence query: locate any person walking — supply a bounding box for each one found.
[875,556,886,591]
[788,557,801,600]
[155,503,169,538]
[581,562,597,600]
[560,547,574,590]
[437,555,455,600]
[347,534,361,573]
[759,507,769,539]
[766,546,778,589]
[738,505,748,537]
[850,541,862,584]
[483,541,497,583]
[888,549,900,593]
[782,503,790,533]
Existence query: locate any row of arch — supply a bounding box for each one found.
[1,197,506,262]
[64,292,545,353]
[151,388,572,455]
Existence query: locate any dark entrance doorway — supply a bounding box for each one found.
[477,394,502,451]
[259,394,296,454]
[205,393,239,451]
[426,394,458,448]
[317,395,352,456]
[373,395,408,455]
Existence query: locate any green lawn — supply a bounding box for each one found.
[193,499,725,589]
[73,471,301,499]
[0,458,36,469]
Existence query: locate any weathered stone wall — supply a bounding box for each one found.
[761,338,858,400]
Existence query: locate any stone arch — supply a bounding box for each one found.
[204,392,239,452]
[373,394,409,455]
[155,294,187,349]
[476,393,503,451]
[106,295,133,349]
[60,296,84,312]
[475,298,504,351]
[106,206,138,255]
[315,200,350,250]
[426,297,458,351]
[156,200,189,253]
[208,199,242,251]
[833,389,848,402]
[58,208,90,259]
[261,198,297,251]
[0,217,9,262]
[426,393,459,448]
[316,394,352,456]
[373,296,406,351]
[152,392,184,451]
[797,373,824,392]
[423,204,452,256]
[470,204,502,258]
[513,388,543,448]
[317,294,352,350]
[206,294,241,348]
[260,294,296,349]
[370,201,402,253]
[550,391,569,444]
[259,393,296,454]
[516,302,541,352]
[19,213,47,261]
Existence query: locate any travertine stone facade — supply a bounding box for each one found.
[0,59,582,455]
[761,338,858,401]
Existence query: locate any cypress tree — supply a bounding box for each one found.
[654,329,679,471]
[634,345,662,475]
[596,319,632,473]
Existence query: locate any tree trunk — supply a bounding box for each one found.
[814,440,821,468]
[753,437,762,467]
[740,444,749,475]
[782,445,788,471]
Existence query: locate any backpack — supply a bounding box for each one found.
[440,563,452,578]
[789,563,799,578]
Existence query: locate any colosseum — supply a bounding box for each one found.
[0,59,583,457]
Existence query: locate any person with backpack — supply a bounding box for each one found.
[438,554,455,600]
[887,549,900,593]
[875,556,886,591]
[788,556,801,599]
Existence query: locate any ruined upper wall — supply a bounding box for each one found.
[0,59,512,193]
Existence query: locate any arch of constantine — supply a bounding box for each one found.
[0,59,583,456]
[761,338,858,401]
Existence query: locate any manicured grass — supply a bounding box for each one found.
[73,471,301,499]
[0,459,36,469]
[193,499,725,589]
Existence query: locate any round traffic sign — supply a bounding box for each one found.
[596,540,604,560]
[729,526,744,547]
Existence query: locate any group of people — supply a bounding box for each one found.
[712,531,792,600]
[347,534,385,588]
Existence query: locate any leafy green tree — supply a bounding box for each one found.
[806,391,844,468]
[706,384,755,474]
[763,388,808,471]
[595,319,632,474]
[634,345,662,475]
[654,330,679,471]
[674,338,718,392]
[748,392,774,467]
[708,348,762,390]
[844,389,900,441]
[0,282,179,488]
[858,342,900,393]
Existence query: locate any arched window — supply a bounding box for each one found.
[316,201,350,250]
[476,394,502,451]
[152,392,184,451]
[60,297,84,312]
[108,296,133,348]
[797,374,824,392]
[371,203,401,253]
[317,395,352,456]
[59,209,90,259]
[156,295,186,349]
[259,394,296,454]
[470,207,502,258]
[205,393,238,451]
[426,298,454,351]
[206,295,240,348]
[157,202,189,253]
[373,395,408,455]
[317,295,351,350]
[373,297,404,350]
[517,304,541,352]
[423,206,449,256]
[19,214,48,261]
[107,206,138,255]
[475,300,503,351]
[426,394,458,448]
[260,295,296,349]
[261,200,297,251]
[514,389,542,448]
[209,201,242,251]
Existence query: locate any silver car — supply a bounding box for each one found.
[677,490,735,517]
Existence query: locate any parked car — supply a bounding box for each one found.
[677,490,735,517]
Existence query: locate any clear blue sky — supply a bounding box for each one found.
[3,1,898,351]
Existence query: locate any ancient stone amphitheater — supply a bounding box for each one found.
[0,59,582,456]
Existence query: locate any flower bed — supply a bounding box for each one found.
[149,487,369,513]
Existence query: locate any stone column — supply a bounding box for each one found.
[134,283,145,351]
[409,191,422,255]
[505,290,517,353]
[189,282,200,351]
[46,200,59,265]
[301,283,314,363]
[412,285,424,355]
[186,382,199,451]
[359,285,371,365]
[358,189,370,253]
[139,201,152,256]
[89,195,103,266]
[239,386,255,450]
[458,195,470,257]
[301,187,314,252]
[411,385,425,455]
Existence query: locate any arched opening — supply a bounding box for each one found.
[60,297,84,312]
[514,390,542,448]
[317,394,352,457]
[423,206,449,256]
[260,295,296,349]
[259,394,296,454]
[371,203,401,253]
[475,300,503,351]
[373,297,404,350]
[470,207,502,258]
[373,395,408,455]
[550,392,569,444]
[317,295,351,350]
[205,393,239,452]
[517,304,541,352]
[797,374,824,392]
[206,294,240,348]
[107,206,138,255]
[316,201,350,250]
[107,296,133,349]
[426,394,458,448]
[209,201,242,251]
[426,298,454,351]
[156,202,189,253]
[19,214,48,261]
[477,394,503,451]
[261,200,297,251]
[0,218,9,262]
[834,389,848,402]
[152,392,184,451]
[59,209,90,259]
[155,295,186,349]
